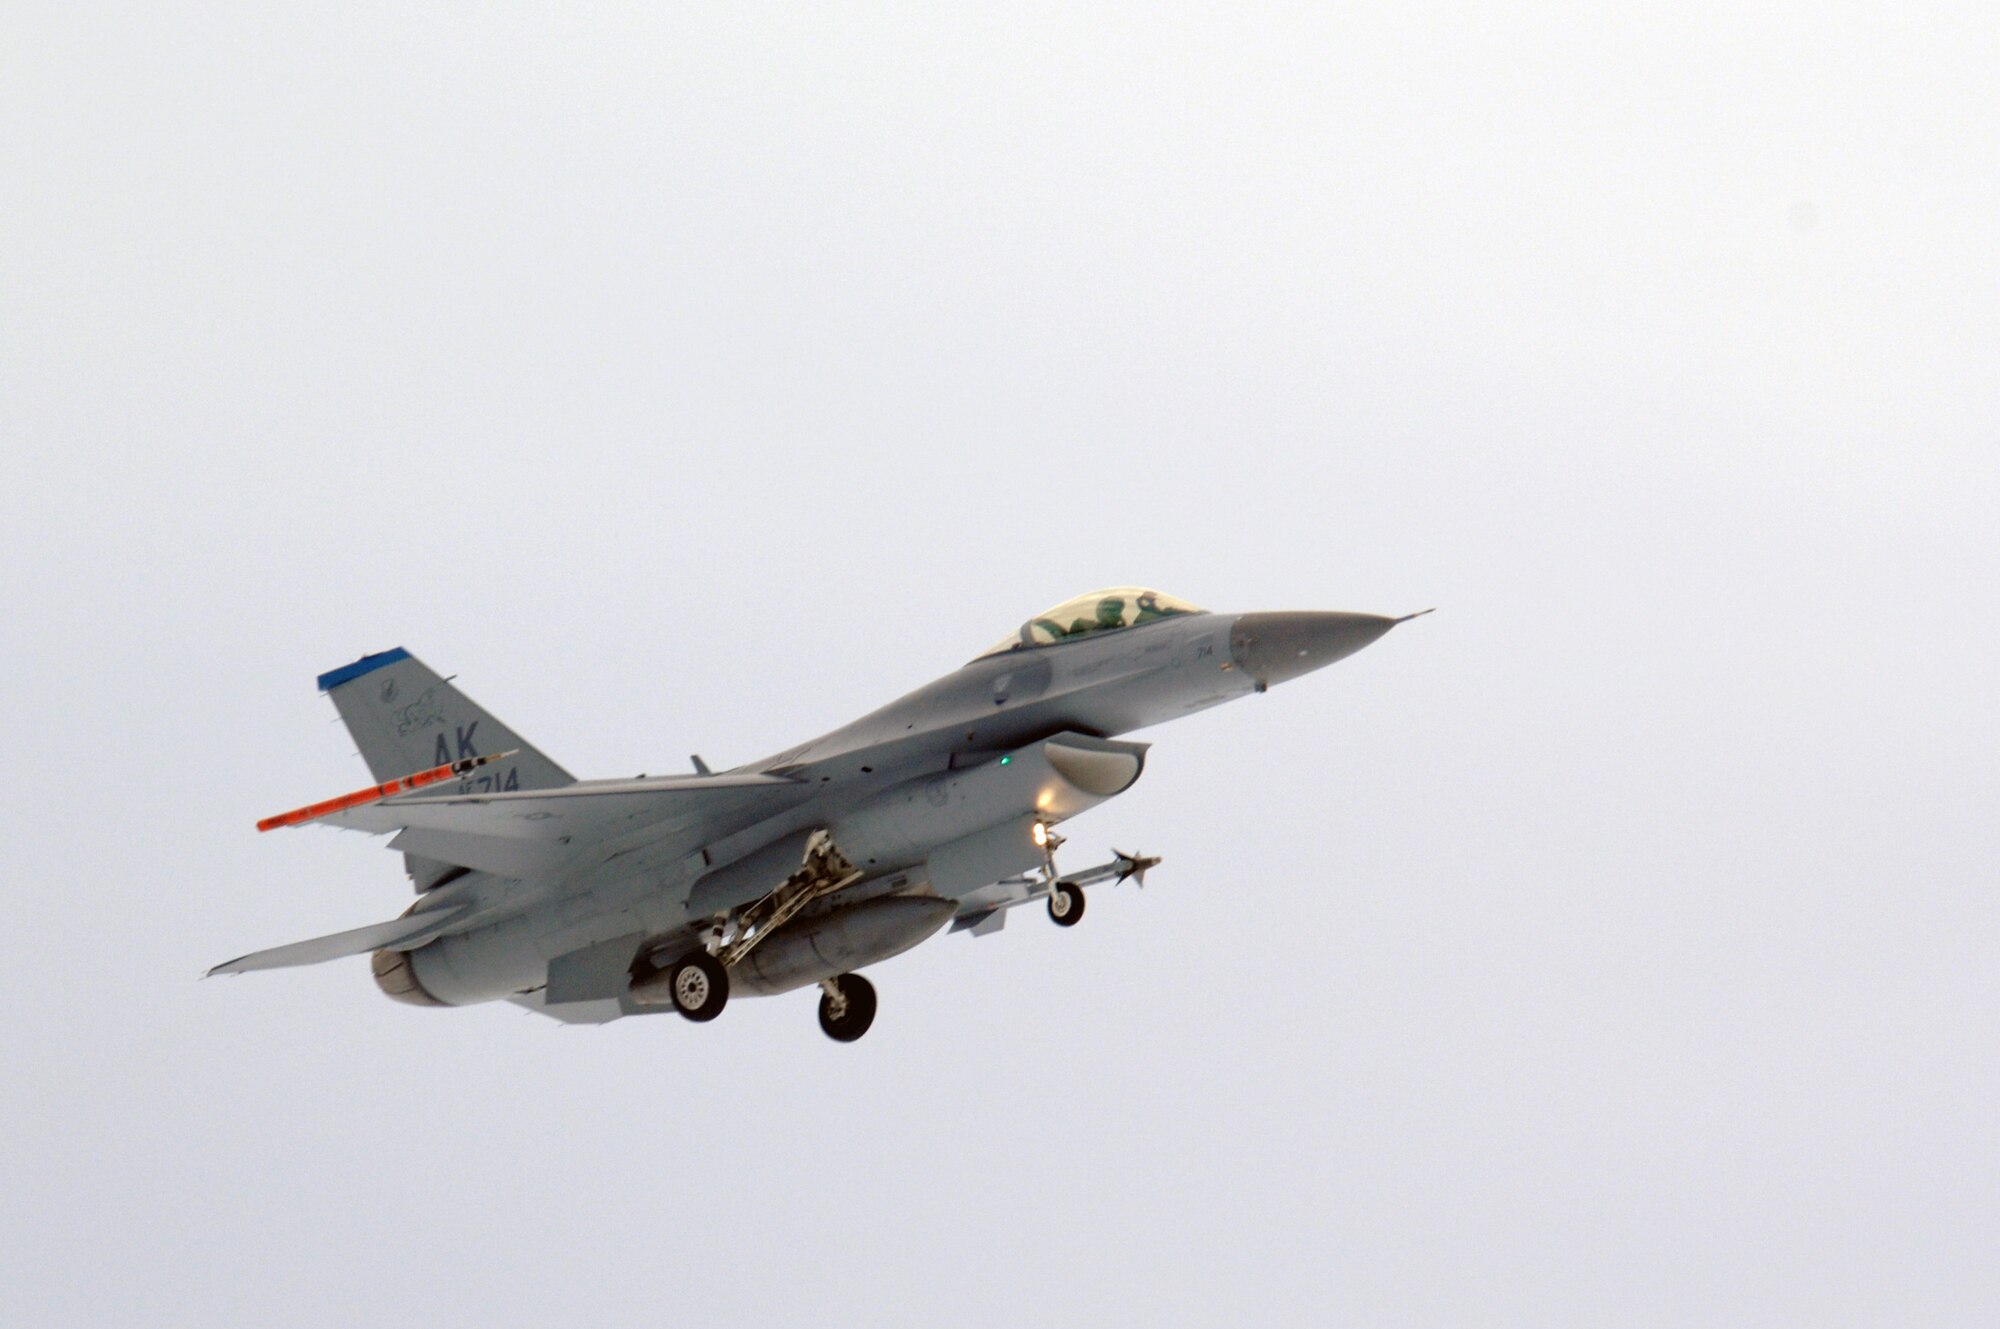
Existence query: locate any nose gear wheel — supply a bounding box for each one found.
[1048,881,1085,926]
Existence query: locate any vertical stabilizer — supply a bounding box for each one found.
[315,648,574,887]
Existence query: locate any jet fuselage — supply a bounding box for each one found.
[399,609,1398,1011]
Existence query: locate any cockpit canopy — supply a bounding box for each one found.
[977,587,1206,659]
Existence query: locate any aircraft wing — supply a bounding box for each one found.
[309,772,814,876]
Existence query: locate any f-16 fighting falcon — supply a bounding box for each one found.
[213,589,1428,1041]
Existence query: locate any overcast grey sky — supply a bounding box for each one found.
[4,5,1996,1325]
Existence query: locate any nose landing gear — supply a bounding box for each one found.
[1048,881,1086,926]
[1032,824,1158,928]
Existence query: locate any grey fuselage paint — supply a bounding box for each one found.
[396,609,1393,1009]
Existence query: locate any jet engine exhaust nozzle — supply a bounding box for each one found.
[371,947,446,1007]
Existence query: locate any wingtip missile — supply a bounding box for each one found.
[256,749,521,832]
[1112,849,1162,888]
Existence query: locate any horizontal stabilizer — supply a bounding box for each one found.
[207,904,468,976]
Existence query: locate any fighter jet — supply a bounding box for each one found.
[213,588,1426,1040]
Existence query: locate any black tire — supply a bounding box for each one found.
[1048,882,1086,927]
[667,950,729,1022]
[818,972,877,1043]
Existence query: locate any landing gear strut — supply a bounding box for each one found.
[1035,821,1089,927]
[639,830,857,1027]
[818,973,877,1042]
[719,830,862,969]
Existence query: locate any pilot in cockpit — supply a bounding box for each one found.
[1068,595,1128,637]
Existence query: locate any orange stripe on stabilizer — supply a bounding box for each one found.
[256,749,521,832]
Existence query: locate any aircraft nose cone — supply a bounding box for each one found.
[1230,611,1400,688]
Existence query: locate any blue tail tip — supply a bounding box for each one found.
[317,647,411,692]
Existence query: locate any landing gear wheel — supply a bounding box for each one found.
[1048,882,1086,927]
[666,950,729,1022]
[818,973,877,1043]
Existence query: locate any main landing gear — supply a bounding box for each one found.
[652,952,879,1043]
[633,834,891,1041]
[817,973,877,1042]
[650,828,865,1033]
[641,827,1161,1044]
[662,949,728,1021]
